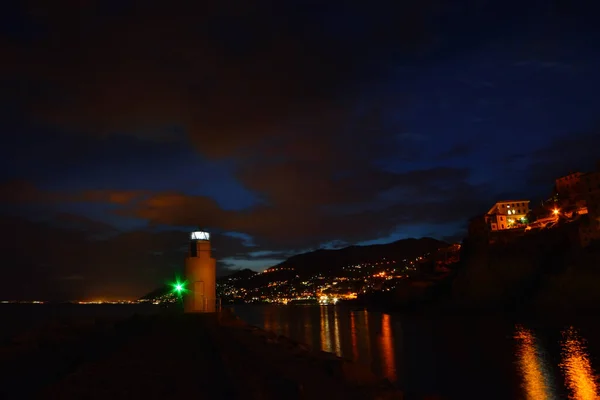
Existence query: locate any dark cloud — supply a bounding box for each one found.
[0,2,447,259]
[106,166,490,248]
[2,163,492,248]
[52,212,120,237]
[0,213,254,300]
[0,180,150,206]
[521,129,600,188]
[3,1,598,300]
[436,143,474,160]
[3,1,434,155]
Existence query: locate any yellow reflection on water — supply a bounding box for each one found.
[320,306,332,352]
[380,313,397,381]
[363,309,371,360]
[560,327,599,400]
[514,325,555,400]
[350,312,358,360]
[333,307,341,356]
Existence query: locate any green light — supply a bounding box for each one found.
[169,278,188,296]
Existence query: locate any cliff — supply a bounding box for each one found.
[451,221,600,313]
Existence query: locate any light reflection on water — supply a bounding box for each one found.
[514,324,557,399]
[560,327,599,400]
[380,313,397,382]
[350,311,358,359]
[513,324,600,400]
[333,308,342,356]
[232,305,600,399]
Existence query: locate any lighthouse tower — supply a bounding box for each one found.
[184,231,216,313]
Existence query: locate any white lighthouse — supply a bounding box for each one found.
[184,231,216,313]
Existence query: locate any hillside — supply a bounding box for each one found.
[216,268,258,283]
[141,237,448,299]
[139,285,171,301]
[234,237,448,288]
[270,237,446,275]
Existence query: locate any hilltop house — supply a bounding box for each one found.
[485,200,530,231]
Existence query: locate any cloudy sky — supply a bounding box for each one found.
[1,0,600,300]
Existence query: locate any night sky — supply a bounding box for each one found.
[2,1,600,300]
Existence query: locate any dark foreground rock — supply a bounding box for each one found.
[3,311,402,399]
[212,310,402,399]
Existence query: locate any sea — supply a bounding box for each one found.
[232,304,600,399]
[0,303,159,343]
[3,303,600,399]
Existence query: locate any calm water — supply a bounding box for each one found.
[0,303,159,342]
[232,304,600,399]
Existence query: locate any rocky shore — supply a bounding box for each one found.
[1,310,402,399]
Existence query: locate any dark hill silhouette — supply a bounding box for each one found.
[139,286,170,300]
[267,237,446,274]
[141,237,448,299]
[227,237,448,287]
[218,268,258,282]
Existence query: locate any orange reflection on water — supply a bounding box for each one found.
[560,327,599,400]
[333,307,341,356]
[380,313,397,381]
[264,310,273,333]
[514,325,554,399]
[350,312,358,360]
[320,306,332,352]
[363,309,371,360]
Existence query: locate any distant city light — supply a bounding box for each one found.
[553,208,560,215]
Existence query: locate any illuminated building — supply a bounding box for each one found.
[486,200,530,231]
[184,231,217,313]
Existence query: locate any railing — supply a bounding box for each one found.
[196,296,223,312]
